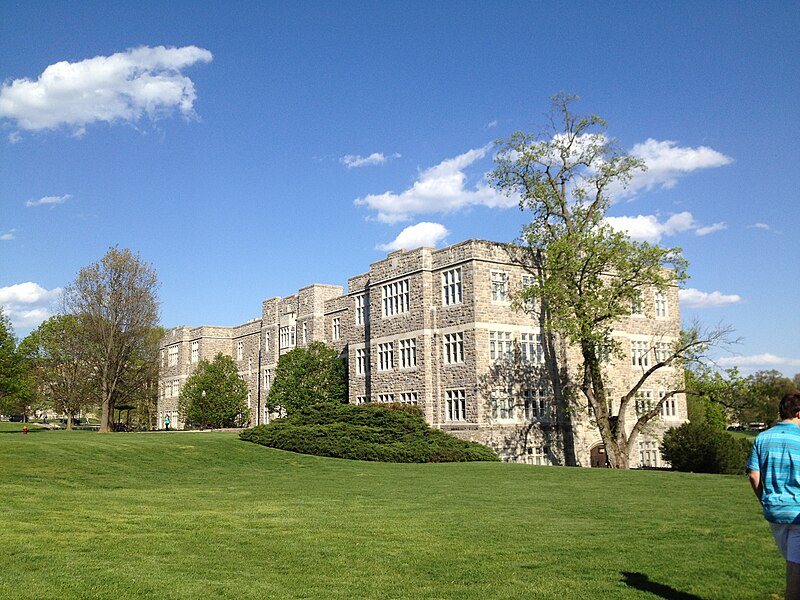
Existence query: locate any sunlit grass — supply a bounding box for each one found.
[0,423,782,599]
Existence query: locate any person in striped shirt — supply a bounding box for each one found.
[748,392,800,600]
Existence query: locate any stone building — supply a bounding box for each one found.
[158,239,686,467]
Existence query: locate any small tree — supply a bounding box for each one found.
[661,422,751,475]
[0,308,27,416]
[18,314,93,429]
[179,353,248,429]
[268,341,346,416]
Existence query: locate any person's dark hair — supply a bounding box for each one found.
[779,393,800,420]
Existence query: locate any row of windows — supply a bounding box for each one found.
[491,387,551,421]
[631,340,673,367]
[489,330,545,364]
[353,393,418,405]
[632,290,670,319]
[161,379,180,398]
[634,390,679,419]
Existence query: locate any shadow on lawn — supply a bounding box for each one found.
[621,572,704,600]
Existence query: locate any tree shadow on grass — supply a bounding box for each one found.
[621,572,704,600]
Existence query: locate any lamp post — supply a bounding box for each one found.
[201,390,206,430]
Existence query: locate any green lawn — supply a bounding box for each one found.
[0,422,781,599]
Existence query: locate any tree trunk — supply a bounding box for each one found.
[99,397,113,432]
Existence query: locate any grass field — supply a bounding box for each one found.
[0,422,782,599]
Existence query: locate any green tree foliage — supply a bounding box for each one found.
[490,93,729,468]
[179,353,249,429]
[241,403,498,463]
[0,308,26,415]
[686,365,799,428]
[660,422,752,475]
[18,314,92,429]
[267,341,346,415]
[62,247,160,432]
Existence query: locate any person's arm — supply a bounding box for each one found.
[748,469,762,501]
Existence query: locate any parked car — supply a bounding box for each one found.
[9,414,27,422]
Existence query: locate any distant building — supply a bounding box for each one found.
[158,239,686,467]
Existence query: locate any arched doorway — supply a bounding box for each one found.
[590,443,609,468]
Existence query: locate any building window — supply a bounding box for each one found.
[161,349,166,366]
[639,439,660,467]
[172,379,180,397]
[523,388,550,420]
[635,390,653,416]
[248,357,252,375]
[237,341,244,361]
[382,279,409,317]
[378,342,394,371]
[355,348,367,376]
[631,295,644,316]
[377,394,394,403]
[355,294,369,326]
[660,391,677,418]
[279,326,295,349]
[191,341,198,363]
[521,274,537,312]
[491,387,515,420]
[168,345,178,367]
[654,291,668,318]
[655,341,671,364]
[302,322,308,345]
[399,338,416,369]
[332,317,341,341]
[489,331,512,361]
[399,392,418,405]
[355,396,368,405]
[491,270,509,302]
[265,331,271,352]
[529,446,552,466]
[442,268,463,306]
[247,392,252,409]
[446,390,466,421]
[264,369,271,389]
[443,332,464,364]
[631,340,650,367]
[521,332,545,364]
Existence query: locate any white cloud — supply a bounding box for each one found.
[376,222,449,252]
[620,139,733,197]
[0,282,62,330]
[749,223,770,230]
[1,229,15,240]
[485,120,498,129]
[354,144,514,224]
[695,222,727,236]
[0,281,61,329]
[716,354,800,369]
[340,152,400,168]
[0,45,212,137]
[678,288,742,308]
[606,211,728,243]
[25,194,72,208]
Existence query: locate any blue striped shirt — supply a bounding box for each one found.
[747,421,800,524]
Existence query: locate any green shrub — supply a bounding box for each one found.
[660,422,752,474]
[240,403,498,463]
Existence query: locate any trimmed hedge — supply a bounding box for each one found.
[660,422,752,475]
[240,402,499,463]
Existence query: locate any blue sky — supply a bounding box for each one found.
[1,1,798,376]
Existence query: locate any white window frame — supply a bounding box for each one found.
[399,392,418,405]
[237,341,244,361]
[191,341,198,363]
[635,389,653,416]
[441,267,463,306]
[521,331,545,364]
[378,393,394,403]
[168,345,178,367]
[332,317,341,341]
[446,389,466,421]
[378,342,394,371]
[491,270,509,303]
[489,330,512,362]
[355,294,368,326]
[631,340,650,367]
[443,332,464,364]
[399,338,417,369]
[491,387,515,421]
[654,290,668,318]
[355,348,367,376]
[382,279,409,317]
[523,388,550,421]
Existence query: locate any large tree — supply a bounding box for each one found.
[490,93,728,468]
[178,353,249,429]
[267,341,346,416]
[18,314,93,429]
[62,247,160,432]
